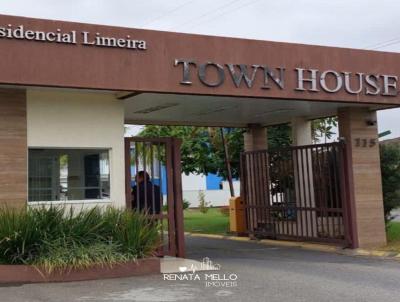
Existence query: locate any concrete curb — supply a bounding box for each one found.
[185,232,400,260]
[0,258,160,284]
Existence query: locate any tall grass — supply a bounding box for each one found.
[0,206,160,272]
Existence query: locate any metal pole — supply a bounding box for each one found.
[220,128,235,197]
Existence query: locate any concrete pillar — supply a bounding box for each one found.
[243,124,267,151]
[338,107,386,248]
[0,89,27,208]
[291,117,317,237]
[242,124,268,234]
[291,117,312,146]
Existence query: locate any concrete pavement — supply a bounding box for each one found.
[187,232,400,259]
[1,236,400,302]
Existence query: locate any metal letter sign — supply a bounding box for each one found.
[174,59,399,98]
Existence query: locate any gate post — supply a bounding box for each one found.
[242,124,268,235]
[172,138,185,258]
[124,138,132,209]
[338,107,386,248]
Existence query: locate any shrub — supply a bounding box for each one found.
[101,207,160,258]
[0,206,160,272]
[183,199,190,210]
[35,241,128,273]
[219,206,230,216]
[198,191,210,214]
[380,144,400,223]
[162,199,190,212]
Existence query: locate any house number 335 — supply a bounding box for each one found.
[354,138,376,148]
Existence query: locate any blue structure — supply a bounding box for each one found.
[206,173,223,190]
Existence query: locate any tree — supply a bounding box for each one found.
[138,124,292,179]
[139,126,215,176]
[312,117,338,143]
[380,144,400,222]
[268,124,292,150]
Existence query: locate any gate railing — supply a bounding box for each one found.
[241,142,351,246]
[125,137,185,257]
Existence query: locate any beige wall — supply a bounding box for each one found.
[338,107,386,248]
[0,89,27,208]
[27,89,125,208]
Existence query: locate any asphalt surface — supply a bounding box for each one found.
[1,236,400,302]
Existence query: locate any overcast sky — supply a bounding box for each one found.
[1,0,400,138]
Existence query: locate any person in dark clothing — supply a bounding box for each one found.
[131,171,161,215]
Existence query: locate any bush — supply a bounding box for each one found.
[198,191,210,214]
[183,199,190,210]
[380,144,400,223]
[219,206,230,216]
[162,199,190,212]
[0,206,160,272]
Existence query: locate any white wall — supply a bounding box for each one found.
[182,173,207,191]
[27,89,125,208]
[183,178,241,208]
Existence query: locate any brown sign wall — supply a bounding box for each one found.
[1,14,400,105]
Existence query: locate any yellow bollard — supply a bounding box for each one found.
[229,196,247,235]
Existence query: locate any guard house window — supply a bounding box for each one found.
[28,149,110,202]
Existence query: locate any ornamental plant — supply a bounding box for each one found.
[380,144,400,223]
[198,190,210,214]
[0,206,160,273]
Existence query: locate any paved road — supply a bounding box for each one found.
[1,236,400,302]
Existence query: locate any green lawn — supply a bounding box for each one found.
[385,221,400,251]
[387,221,400,241]
[183,208,229,235]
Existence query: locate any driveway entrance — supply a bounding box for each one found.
[126,134,355,258]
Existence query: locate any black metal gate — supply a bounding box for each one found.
[241,142,351,246]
